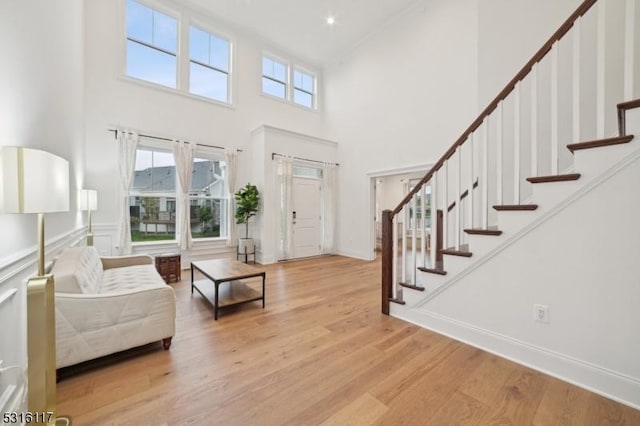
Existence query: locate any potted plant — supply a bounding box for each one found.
[235,183,260,255]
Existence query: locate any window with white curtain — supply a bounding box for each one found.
[129,146,228,243]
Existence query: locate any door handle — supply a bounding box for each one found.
[293,211,297,219]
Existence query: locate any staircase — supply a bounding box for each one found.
[381,0,640,409]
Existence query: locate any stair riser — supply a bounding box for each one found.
[442,254,472,273]
[495,210,541,235]
[399,286,425,306]
[573,140,638,178]
[466,234,503,257]
[530,180,582,208]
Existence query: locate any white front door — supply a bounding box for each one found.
[292,177,322,259]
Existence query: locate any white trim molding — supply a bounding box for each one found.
[395,307,640,410]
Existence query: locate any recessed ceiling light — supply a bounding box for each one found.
[326,16,336,25]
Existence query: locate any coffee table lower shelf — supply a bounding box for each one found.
[192,279,264,318]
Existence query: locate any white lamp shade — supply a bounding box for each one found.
[0,146,70,214]
[78,189,98,211]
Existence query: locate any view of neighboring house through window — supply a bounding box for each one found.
[189,156,227,238]
[130,148,177,242]
[293,68,315,108]
[262,56,287,99]
[130,147,227,242]
[126,0,178,88]
[189,26,230,103]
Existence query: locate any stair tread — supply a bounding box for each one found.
[389,297,406,305]
[526,173,581,183]
[567,135,633,152]
[417,260,447,275]
[493,204,538,211]
[464,227,503,236]
[399,282,425,291]
[441,244,473,257]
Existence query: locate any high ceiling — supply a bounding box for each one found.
[179,0,420,67]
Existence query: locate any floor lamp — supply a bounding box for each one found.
[79,189,97,246]
[0,147,69,425]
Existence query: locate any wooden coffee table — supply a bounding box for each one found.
[190,259,266,320]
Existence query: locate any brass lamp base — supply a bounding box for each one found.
[26,275,57,425]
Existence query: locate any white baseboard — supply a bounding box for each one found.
[335,248,375,261]
[394,307,640,410]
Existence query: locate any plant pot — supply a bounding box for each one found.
[238,238,255,254]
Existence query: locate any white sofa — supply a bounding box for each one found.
[52,246,176,369]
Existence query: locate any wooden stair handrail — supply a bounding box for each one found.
[390,0,598,219]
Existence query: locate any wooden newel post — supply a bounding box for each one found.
[381,209,393,315]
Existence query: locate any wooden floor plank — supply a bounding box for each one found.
[320,393,389,426]
[55,255,639,425]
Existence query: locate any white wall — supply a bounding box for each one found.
[0,0,85,413]
[324,0,480,260]
[0,0,86,260]
[83,0,328,255]
[477,0,582,110]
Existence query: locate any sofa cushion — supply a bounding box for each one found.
[101,264,165,293]
[76,247,104,293]
[52,247,104,294]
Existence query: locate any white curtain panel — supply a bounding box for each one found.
[321,162,337,254]
[173,140,195,250]
[225,150,238,248]
[275,155,293,260]
[116,129,139,255]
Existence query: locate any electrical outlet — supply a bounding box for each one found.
[533,304,549,323]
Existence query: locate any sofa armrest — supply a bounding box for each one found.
[101,255,153,270]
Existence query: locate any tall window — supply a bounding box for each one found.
[126,0,178,88]
[130,148,177,242]
[189,26,230,103]
[189,157,227,238]
[261,55,318,109]
[129,147,228,243]
[262,56,287,99]
[293,68,315,108]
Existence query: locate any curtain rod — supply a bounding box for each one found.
[108,129,242,152]
[271,152,339,166]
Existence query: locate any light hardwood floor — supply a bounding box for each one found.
[57,255,639,425]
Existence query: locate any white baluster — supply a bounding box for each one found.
[531,64,538,177]
[411,193,417,285]
[443,161,449,251]
[467,133,474,232]
[596,0,606,138]
[420,184,427,266]
[496,102,503,205]
[401,205,407,285]
[482,117,489,229]
[624,0,636,100]
[455,146,461,251]
[551,43,559,175]
[430,173,438,269]
[392,214,398,299]
[514,83,521,202]
[573,18,581,142]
